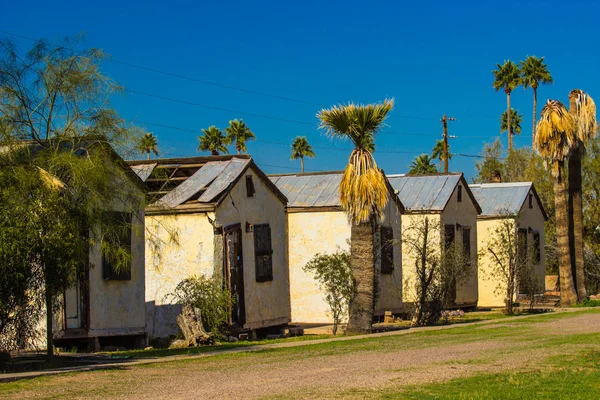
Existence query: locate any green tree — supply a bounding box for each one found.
[520,56,553,147]
[0,38,145,358]
[493,60,521,151]
[431,139,451,170]
[198,126,229,155]
[535,99,578,306]
[474,139,504,183]
[225,119,255,154]
[303,250,354,335]
[568,90,597,301]
[317,99,393,333]
[136,133,159,160]
[408,154,438,174]
[290,136,315,173]
[501,108,523,142]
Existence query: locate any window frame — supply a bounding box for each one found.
[253,223,273,282]
[380,226,394,275]
[102,211,133,281]
[246,175,255,198]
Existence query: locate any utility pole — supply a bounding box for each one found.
[441,115,455,173]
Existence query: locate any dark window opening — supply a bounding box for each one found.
[457,185,463,202]
[246,175,255,197]
[533,232,541,263]
[529,193,533,209]
[380,226,394,274]
[517,228,528,293]
[444,224,455,251]
[254,224,273,282]
[103,212,132,281]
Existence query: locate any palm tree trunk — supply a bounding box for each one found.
[347,218,376,334]
[532,87,537,150]
[507,91,513,152]
[301,157,305,173]
[568,151,587,301]
[555,160,579,306]
[147,152,150,160]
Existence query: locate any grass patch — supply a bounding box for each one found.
[381,350,600,399]
[574,299,600,307]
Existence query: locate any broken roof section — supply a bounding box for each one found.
[128,155,287,211]
[469,182,547,220]
[387,173,481,213]
[269,171,404,212]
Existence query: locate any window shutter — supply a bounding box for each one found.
[533,232,541,263]
[102,212,132,281]
[462,227,471,265]
[254,224,273,282]
[380,226,394,274]
[444,224,455,251]
[457,185,463,202]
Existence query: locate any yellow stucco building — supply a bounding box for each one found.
[388,173,482,308]
[130,156,291,338]
[470,182,547,307]
[270,172,405,323]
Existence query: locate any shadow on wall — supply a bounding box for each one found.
[146,301,182,339]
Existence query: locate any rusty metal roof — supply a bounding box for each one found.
[130,163,157,182]
[387,173,463,211]
[469,182,546,219]
[269,172,344,208]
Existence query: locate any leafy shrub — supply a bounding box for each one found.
[574,299,600,308]
[171,275,234,335]
[303,250,354,335]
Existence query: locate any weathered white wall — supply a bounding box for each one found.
[477,192,546,307]
[288,194,403,323]
[288,211,351,323]
[216,168,291,330]
[375,197,404,315]
[440,183,479,306]
[145,213,216,338]
[401,213,442,304]
[401,182,479,307]
[88,210,146,337]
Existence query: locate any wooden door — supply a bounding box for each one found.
[224,224,246,327]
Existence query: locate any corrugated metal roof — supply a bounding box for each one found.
[269,173,343,207]
[153,158,250,208]
[469,182,532,216]
[387,174,462,211]
[130,163,157,182]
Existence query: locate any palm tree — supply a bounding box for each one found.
[198,126,229,155]
[317,99,394,334]
[568,89,597,302]
[431,139,451,170]
[136,133,159,160]
[290,136,315,173]
[225,119,255,154]
[500,108,523,147]
[520,56,553,148]
[493,60,521,151]
[535,99,578,306]
[408,154,437,174]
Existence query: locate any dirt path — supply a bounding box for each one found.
[3,311,600,399]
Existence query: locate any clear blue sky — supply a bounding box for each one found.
[2,0,599,178]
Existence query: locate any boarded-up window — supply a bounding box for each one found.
[444,224,455,251]
[457,185,463,202]
[517,228,528,265]
[533,232,541,263]
[254,224,273,282]
[246,175,255,197]
[462,227,471,265]
[103,212,132,281]
[380,226,394,274]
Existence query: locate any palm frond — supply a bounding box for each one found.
[492,60,521,93]
[520,56,553,90]
[569,89,597,144]
[500,108,523,135]
[198,126,229,155]
[339,149,388,224]
[535,99,576,164]
[290,136,315,160]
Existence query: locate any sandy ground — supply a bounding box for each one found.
[3,312,600,400]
